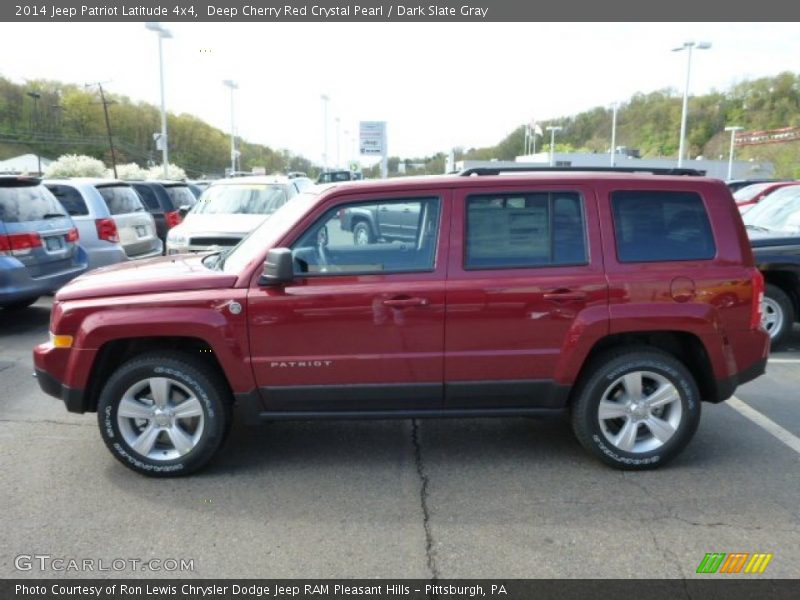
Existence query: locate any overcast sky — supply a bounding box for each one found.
[0,22,798,167]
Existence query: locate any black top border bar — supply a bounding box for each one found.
[3,1,800,22]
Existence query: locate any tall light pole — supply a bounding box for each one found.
[673,41,711,167]
[320,94,330,171]
[546,126,562,167]
[223,80,238,176]
[146,22,172,179]
[610,102,618,167]
[335,117,341,169]
[725,125,744,180]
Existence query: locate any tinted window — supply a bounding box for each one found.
[291,197,440,275]
[132,185,161,211]
[165,185,197,210]
[96,185,146,215]
[0,184,67,223]
[611,190,715,262]
[466,192,586,269]
[193,184,289,215]
[46,184,89,216]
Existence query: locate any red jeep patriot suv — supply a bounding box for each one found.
[34,169,769,476]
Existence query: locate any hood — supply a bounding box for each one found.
[56,254,238,301]
[175,213,270,236]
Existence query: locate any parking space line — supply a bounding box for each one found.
[728,396,800,455]
[767,358,800,364]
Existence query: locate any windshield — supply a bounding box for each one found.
[743,185,800,232]
[165,185,197,210]
[0,184,67,223]
[97,185,145,215]
[192,183,289,215]
[220,191,319,273]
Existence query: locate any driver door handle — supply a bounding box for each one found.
[382,297,429,308]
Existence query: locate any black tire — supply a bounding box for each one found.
[97,352,231,477]
[2,297,39,310]
[352,221,375,246]
[763,283,794,346]
[570,347,701,470]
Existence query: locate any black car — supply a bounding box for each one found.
[317,170,362,184]
[129,181,197,246]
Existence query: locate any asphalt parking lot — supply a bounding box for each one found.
[1,297,798,579]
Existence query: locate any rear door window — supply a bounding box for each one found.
[46,185,89,216]
[465,191,587,269]
[611,190,715,262]
[0,184,68,223]
[96,185,146,215]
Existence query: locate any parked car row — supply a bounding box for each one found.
[1,176,201,309]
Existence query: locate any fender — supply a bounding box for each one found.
[63,291,254,393]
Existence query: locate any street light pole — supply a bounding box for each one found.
[546,126,562,167]
[320,94,330,171]
[146,22,172,179]
[673,41,711,167]
[725,125,744,180]
[223,80,238,176]
[610,102,618,167]
[335,117,341,169]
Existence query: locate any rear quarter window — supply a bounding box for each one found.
[96,185,145,215]
[0,185,67,223]
[611,190,715,262]
[46,185,89,216]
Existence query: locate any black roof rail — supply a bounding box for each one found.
[458,166,706,177]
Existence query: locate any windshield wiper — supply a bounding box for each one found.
[42,213,67,219]
[745,224,770,232]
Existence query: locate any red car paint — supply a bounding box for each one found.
[34,173,768,417]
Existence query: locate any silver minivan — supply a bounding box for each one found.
[46,179,162,269]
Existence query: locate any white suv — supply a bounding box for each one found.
[166,175,311,254]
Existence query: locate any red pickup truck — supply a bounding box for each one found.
[34,170,769,476]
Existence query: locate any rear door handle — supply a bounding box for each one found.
[382,297,429,308]
[543,290,588,303]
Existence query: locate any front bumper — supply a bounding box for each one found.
[34,367,87,413]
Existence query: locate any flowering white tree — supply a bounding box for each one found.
[44,154,107,178]
[146,163,187,181]
[110,162,148,180]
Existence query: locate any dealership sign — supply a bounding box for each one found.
[359,121,386,156]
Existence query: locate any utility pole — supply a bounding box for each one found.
[27,91,42,174]
[87,82,118,179]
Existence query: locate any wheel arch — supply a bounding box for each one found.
[573,331,717,404]
[84,337,233,413]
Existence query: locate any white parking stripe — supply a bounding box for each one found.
[767,358,800,364]
[728,396,800,455]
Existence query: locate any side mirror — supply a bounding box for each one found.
[178,205,190,218]
[259,248,294,286]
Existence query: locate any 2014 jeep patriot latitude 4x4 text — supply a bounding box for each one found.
[34,171,769,476]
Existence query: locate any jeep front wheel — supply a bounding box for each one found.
[571,348,701,470]
[97,352,231,477]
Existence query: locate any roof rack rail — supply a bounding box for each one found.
[458,166,705,177]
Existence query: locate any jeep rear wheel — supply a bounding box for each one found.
[97,352,231,477]
[762,284,793,345]
[571,348,701,470]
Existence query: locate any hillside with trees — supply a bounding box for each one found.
[0,76,315,178]
[367,71,800,178]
